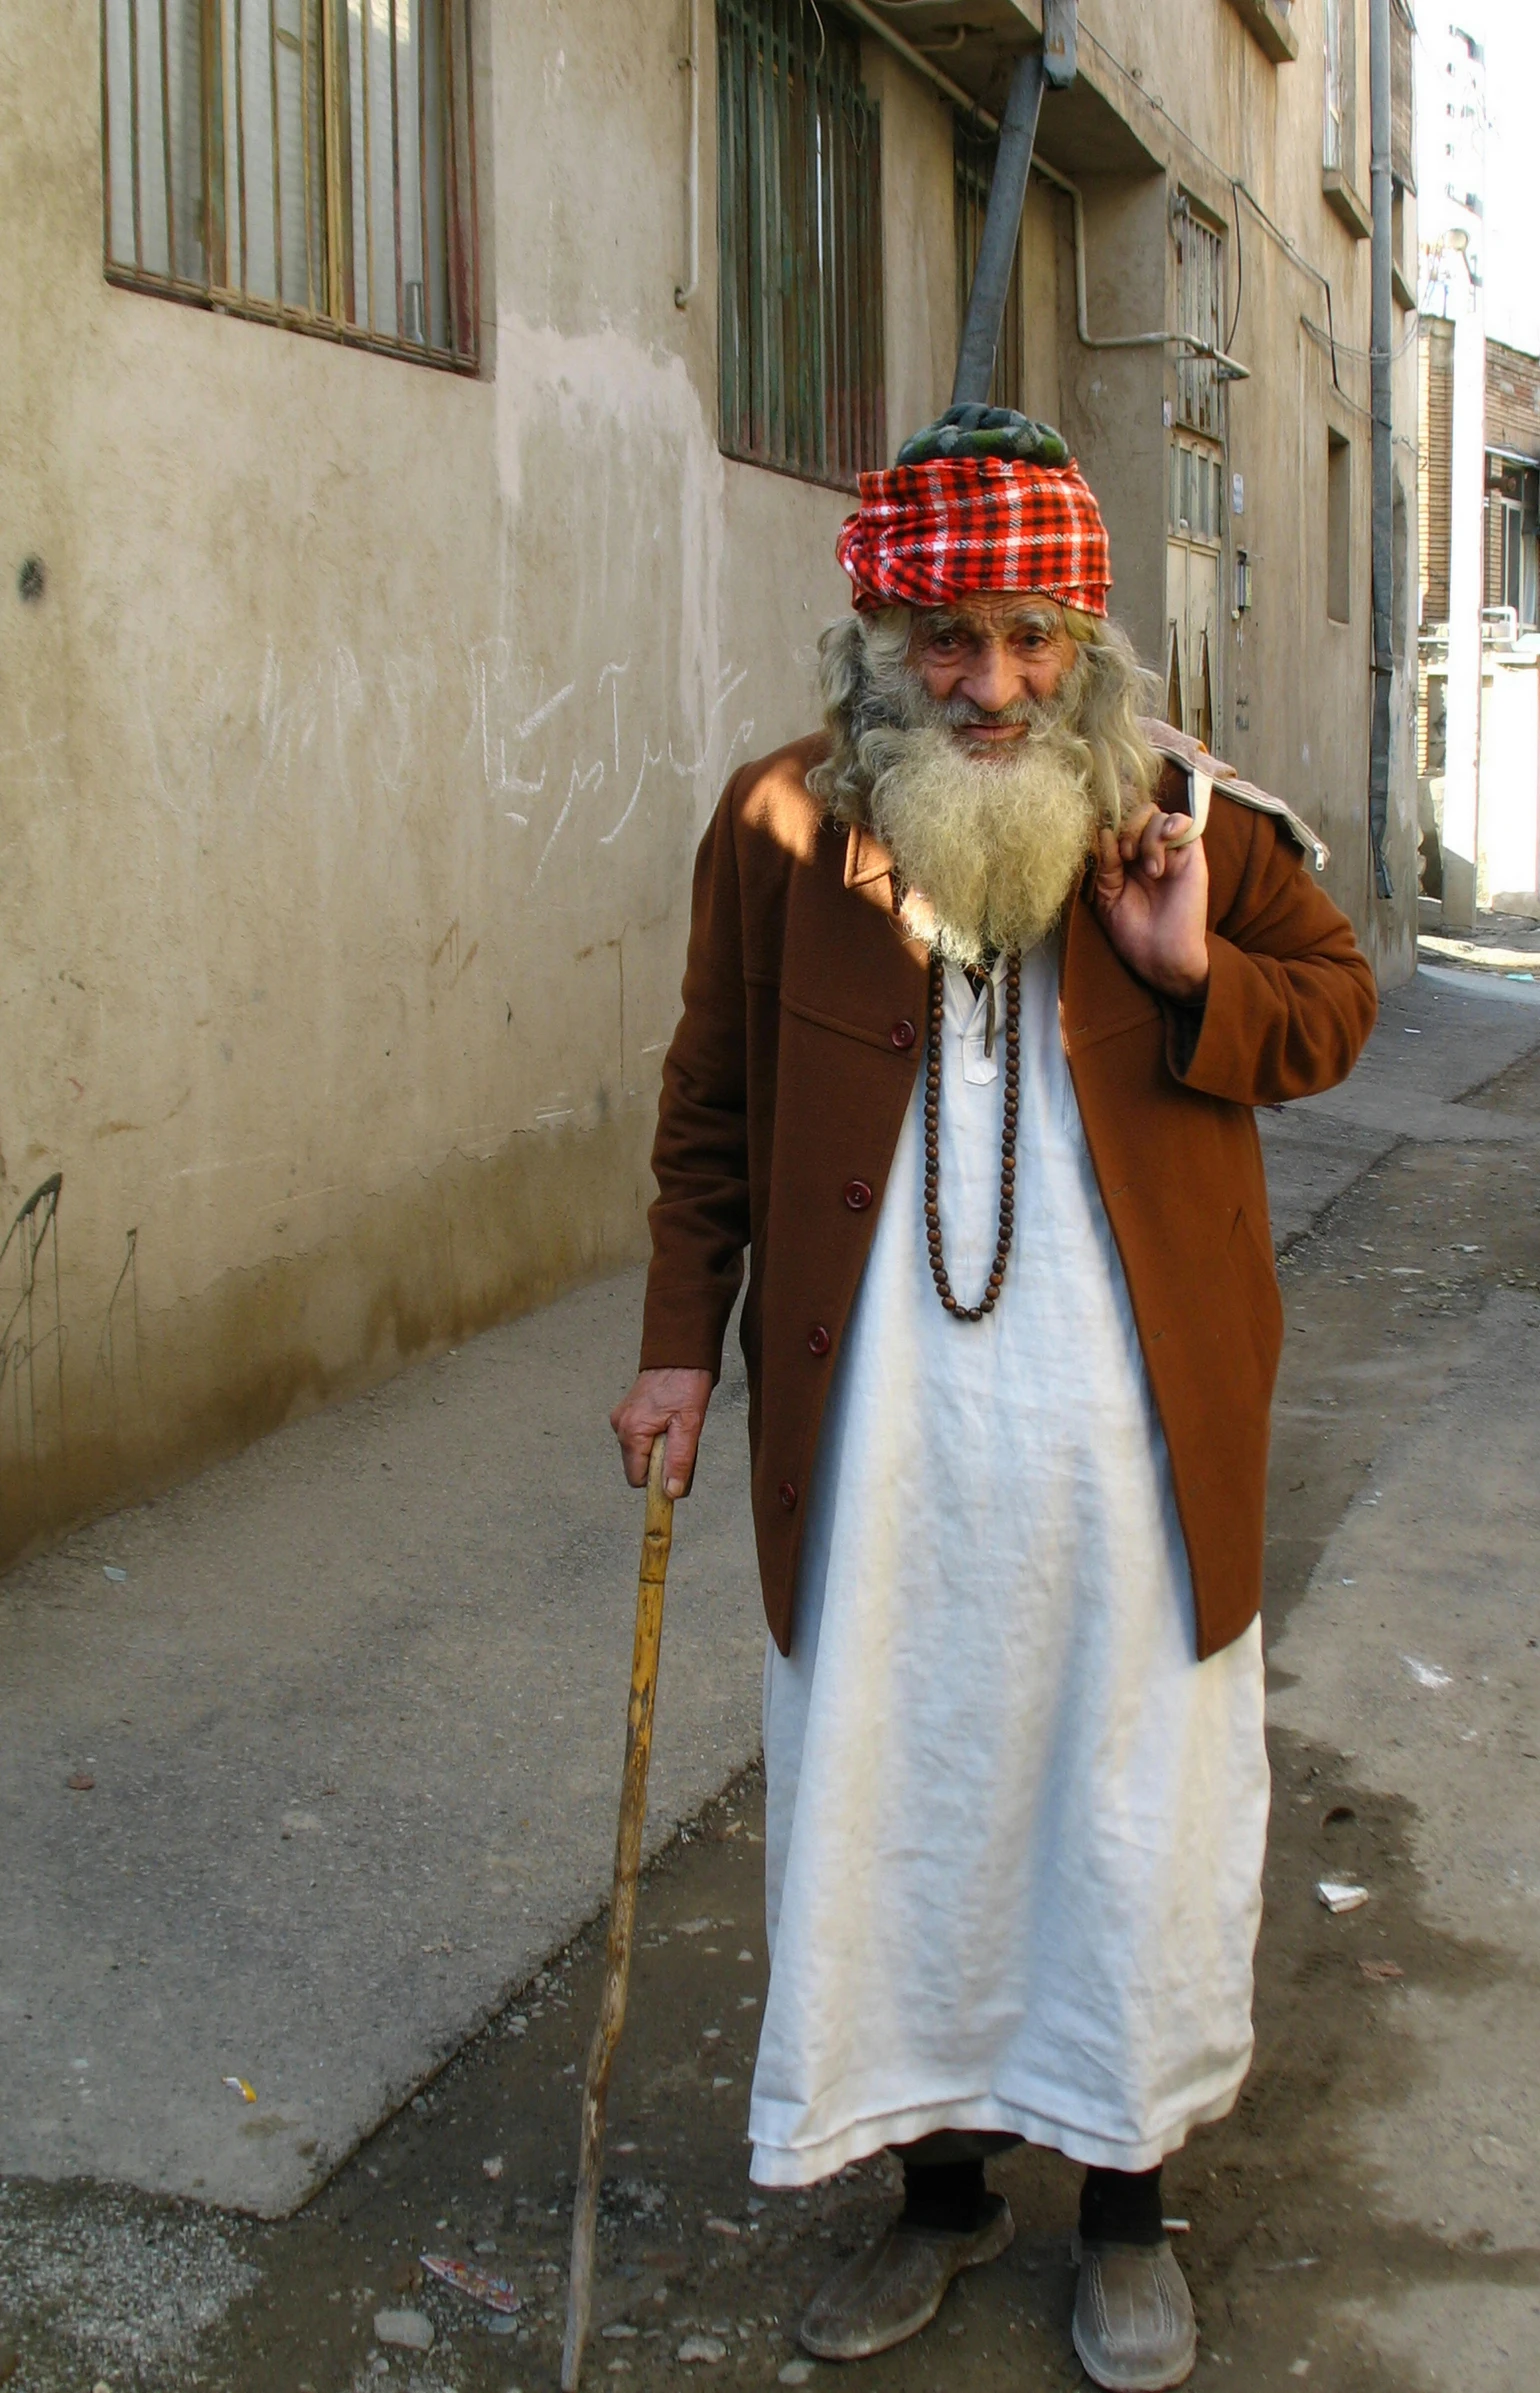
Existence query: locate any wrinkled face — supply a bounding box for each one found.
[905,594,1079,753]
[811,589,1156,967]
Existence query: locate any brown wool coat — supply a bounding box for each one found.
[639,734,1378,1661]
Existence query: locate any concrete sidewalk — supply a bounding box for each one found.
[1269,1286,1540,2384]
[1260,963,1540,1249]
[0,1282,765,2215]
[3,965,1539,2222]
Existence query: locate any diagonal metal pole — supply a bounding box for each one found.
[951,1,1077,407]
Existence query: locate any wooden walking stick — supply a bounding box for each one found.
[561,1432,676,2391]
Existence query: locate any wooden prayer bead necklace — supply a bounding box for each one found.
[923,948,1021,1321]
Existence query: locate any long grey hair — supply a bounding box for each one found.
[807,604,1160,832]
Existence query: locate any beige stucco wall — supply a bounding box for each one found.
[1047,0,1420,976]
[0,0,861,1560]
[0,0,1416,1564]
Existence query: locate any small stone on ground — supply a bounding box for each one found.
[373,2305,435,2350]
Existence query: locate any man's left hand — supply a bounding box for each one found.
[1090,807,1210,1005]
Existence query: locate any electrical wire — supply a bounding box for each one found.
[1298,313,1420,429]
[864,2,1402,398]
[1299,324,1373,418]
[1301,310,1423,367]
[1072,17,1355,395]
[1230,186,1348,395]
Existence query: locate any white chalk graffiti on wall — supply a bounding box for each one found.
[107,631,754,885]
[460,641,754,885]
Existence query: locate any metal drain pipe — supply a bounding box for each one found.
[1366,0,1396,899]
[846,3,1203,365]
[675,0,701,308]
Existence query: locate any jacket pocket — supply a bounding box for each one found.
[1225,1205,1284,1379]
[779,986,921,1054]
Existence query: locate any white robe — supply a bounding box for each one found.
[748,944,1270,2188]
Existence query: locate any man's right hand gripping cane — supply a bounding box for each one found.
[611,1367,713,1500]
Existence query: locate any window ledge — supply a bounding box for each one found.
[1392,257,1417,311]
[1323,167,1372,240]
[1224,0,1299,65]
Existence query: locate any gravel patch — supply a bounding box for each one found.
[0,2181,257,2381]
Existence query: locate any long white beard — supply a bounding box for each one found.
[867,718,1099,969]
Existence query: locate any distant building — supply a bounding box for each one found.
[1,0,1419,1564]
[1418,325,1540,909]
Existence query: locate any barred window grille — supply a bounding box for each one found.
[101,0,479,370]
[1168,437,1223,547]
[1322,0,1347,173]
[1389,0,1415,191]
[954,120,1024,416]
[717,0,885,491]
[1491,462,1540,629]
[1173,206,1223,437]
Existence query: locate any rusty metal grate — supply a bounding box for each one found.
[954,119,1024,417]
[717,0,885,492]
[1173,205,1223,438]
[101,0,478,371]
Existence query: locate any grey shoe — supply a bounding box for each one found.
[1071,2237,1198,2390]
[798,2192,1014,2361]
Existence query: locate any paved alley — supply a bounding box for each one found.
[2,962,1538,2392]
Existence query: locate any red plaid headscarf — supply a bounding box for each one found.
[836,454,1112,619]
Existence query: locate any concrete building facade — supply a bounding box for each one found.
[0,0,1417,1566]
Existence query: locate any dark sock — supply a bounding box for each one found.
[901,2155,989,2233]
[1079,2164,1165,2247]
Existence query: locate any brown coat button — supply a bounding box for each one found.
[843,1178,873,1210]
[807,1324,831,1356]
[890,1018,917,1050]
[778,1480,798,1510]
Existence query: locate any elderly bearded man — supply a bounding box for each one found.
[611,412,1376,2391]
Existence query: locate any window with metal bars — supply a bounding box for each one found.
[1321,0,1358,177]
[716,0,885,491]
[954,120,1024,416]
[1490,460,1540,629]
[1390,0,1415,192]
[101,0,478,371]
[1172,201,1223,438]
[1168,437,1223,547]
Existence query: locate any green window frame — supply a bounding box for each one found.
[101,0,479,371]
[716,0,885,490]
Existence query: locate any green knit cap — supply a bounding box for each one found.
[895,405,1071,468]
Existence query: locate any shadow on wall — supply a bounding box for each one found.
[0,1110,657,1575]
